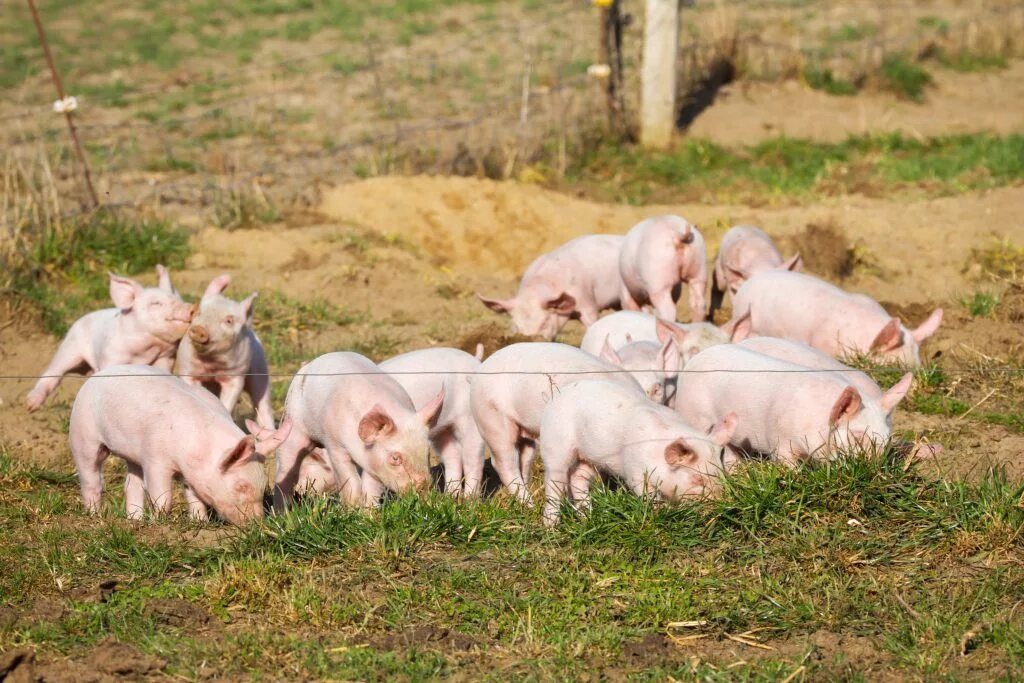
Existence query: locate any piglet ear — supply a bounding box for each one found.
[912,308,943,343]
[829,387,863,425]
[664,439,698,468]
[708,412,738,447]
[221,436,257,472]
[240,292,258,324]
[782,253,803,272]
[248,417,292,456]
[477,293,514,314]
[203,274,232,299]
[155,264,177,294]
[599,336,623,366]
[416,390,445,429]
[870,318,903,352]
[724,311,752,342]
[358,405,397,444]
[880,372,913,414]
[474,343,485,361]
[109,273,143,310]
[655,318,689,347]
[726,266,746,285]
[658,337,681,376]
[546,292,576,315]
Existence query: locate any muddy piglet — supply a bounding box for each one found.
[539,380,736,525]
[477,234,625,340]
[26,266,195,411]
[69,365,290,525]
[619,215,708,322]
[710,225,801,317]
[275,352,443,509]
[176,274,274,429]
[730,270,942,366]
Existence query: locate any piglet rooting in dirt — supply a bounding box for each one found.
[176,274,274,429]
[477,234,625,340]
[26,266,195,412]
[69,365,291,525]
[710,224,802,317]
[619,215,708,322]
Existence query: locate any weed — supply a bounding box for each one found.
[879,54,933,101]
[962,291,1000,317]
[827,22,877,43]
[803,66,858,96]
[213,183,279,230]
[970,239,1024,279]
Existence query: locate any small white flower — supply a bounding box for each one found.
[52,96,78,113]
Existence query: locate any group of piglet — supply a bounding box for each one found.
[24,216,943,527]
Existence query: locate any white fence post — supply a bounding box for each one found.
[641,0,680,149]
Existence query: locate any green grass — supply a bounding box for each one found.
[566,132,1024,204]
[962,291,1000,317]
[803,65,858,96]
[879,54,933,101]
[2,445,1023,679]
[6,211,191,336]
[936,49,1009,73]
[826,22,877,43]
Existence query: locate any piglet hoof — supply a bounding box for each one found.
[24,390,45,413]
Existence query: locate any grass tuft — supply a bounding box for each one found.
[879,54,933,102]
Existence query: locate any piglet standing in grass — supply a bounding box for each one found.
[619,215,708,322]
[538,380,737,526]
[729,270,943,366]
[379,347,486,497]
[26,266,195,411]
[709,225,802,317]
[470,342,643,504]
[477,234,625,340]
[176,274,274,429]
[676,344,910,466]
[69,365,291,525]
[274,352,443,510]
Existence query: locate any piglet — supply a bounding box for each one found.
[709,225,801,317]
[729,270,942,366]
[26,266,195,411]
[598,337,680,406]
[677,344,907,466]
[274,352,443,509]
[477,234,625,340]
[619,215,708,322]
[69,364,290,525]
[176,274,274,429]
[580,310,747,365]
[379,347,485,497]
[539,380,736,525]
[470,342,643,504]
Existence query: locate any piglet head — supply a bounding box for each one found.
[869,309,943,367]
[357,393,443,494]
[657,413,737,500]
[478,289,575,340]
[109,266,195,344]
[188,274,258,355]
[212,436,267,526]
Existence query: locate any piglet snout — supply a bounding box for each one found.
[190,325,210,345]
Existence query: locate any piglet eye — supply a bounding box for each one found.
[388,452,403,466]
[149,300,162,307]
[224,316,235,326]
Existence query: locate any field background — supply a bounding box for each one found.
[2,0,1024,680]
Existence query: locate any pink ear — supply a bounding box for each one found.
[599,336,623,366]
[870,318,903,352]
[221,436,257,472]
[829,387,863,425]
[204,274,231,299]
[664,439,697,467]
[782,253,803,272]
[477,293,514,314]
[109,273,142,310]
[359,405,397,443]
[659,337,681,375]
[546,292,576,315]
[912,308,943,343]
[248,417,292,456]
[240,292,258,322]
[709,412,738,446]
[881,372,913,414]
[725,312,752,342]
[155,264,175,293]
[417,390,445,428]
[655,318,689,347]
[474,343,485,361]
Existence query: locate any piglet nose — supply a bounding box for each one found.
[190,325,209,344]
